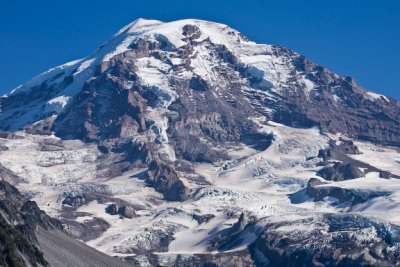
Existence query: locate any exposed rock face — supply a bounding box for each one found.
[62,194,86,207]
[182,24,202,39]
[379,171,391,179]
[105,203,119,215]
[306,178,388,205]
[0,178,128,267]
[192,213,215,224]
[2,20,398,152]
[335,138,361,155]
[306,177,327,197]
[105,203,136,218]
[146,160,188,201]
[0,179,51,267]
[318,138,360,161]
[125,249,256,267]
[269,53,400,147]
[308,184,367,204]
[210,213,257,251]
[38,138,65,151]
[118,205,136,219]
[0,164,20,185]
[250,215,400,267]
[53,57,147,141]
[317,162,365,181]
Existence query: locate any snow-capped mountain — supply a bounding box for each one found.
[1,18,400,266]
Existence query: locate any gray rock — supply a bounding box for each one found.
[62,195,86,207]
[105,203,136,219]
[250,214,400,267]
[379,171,391,179]
[105,203,119,215]
[336,138,361,155]
[306,178,388,205]
[38,138,65,151]
[0,180,124,267]
[317,162,365,181]
[146,160,188,201]
[182,24,201,39]
[192,213,215,224]
[118,205,136,219]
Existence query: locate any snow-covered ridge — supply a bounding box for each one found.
[1,18,398,145]
[0,18,279,133]
[5,18,268,97]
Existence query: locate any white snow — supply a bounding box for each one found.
[5,59,83,97]
[2,18,392,133]
[45,95,70,113]
[366,91,390,102]
[1,116,400,261]
[350,141,400,176]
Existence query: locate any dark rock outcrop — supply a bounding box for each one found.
[146,160,188,201]
[182,24,202,40]
[250,214,400,267]
[318,139,360,161]
[192,213,215,224]
[208,213,258,252]
[125,249,256,267]
[335,138,361,155]
[62,195,86,207]
[269,48,400,147]
[38,138,65,151]
[306,178,388,205]
[379,171,391,179]
[317,162,365,181]
[0,179,62,267]
[0,178,128,267]
[105,203,136,219]
[189,76,209,91]
[306,177,327,197]
[105,203,119,215]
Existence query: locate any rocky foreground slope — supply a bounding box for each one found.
[0,19,400,266]
[0,178,128,267]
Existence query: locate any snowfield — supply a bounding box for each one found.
[1,120,400,261]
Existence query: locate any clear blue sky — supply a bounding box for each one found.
[1,0,399,99]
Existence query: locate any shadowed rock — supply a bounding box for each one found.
[306,178,388,205]
[146,160,188,201]
[250,214,400,267]
[317,162,365,181]
[62,195,86,207]
[105,203,136,219]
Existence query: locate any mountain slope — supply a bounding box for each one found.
[0,179,50,266]
[0,178,129,267]
[0,18,400,266]
[1,19,399,146]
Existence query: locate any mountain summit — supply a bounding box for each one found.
[1,18,399,145]
[1,19,400,266]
